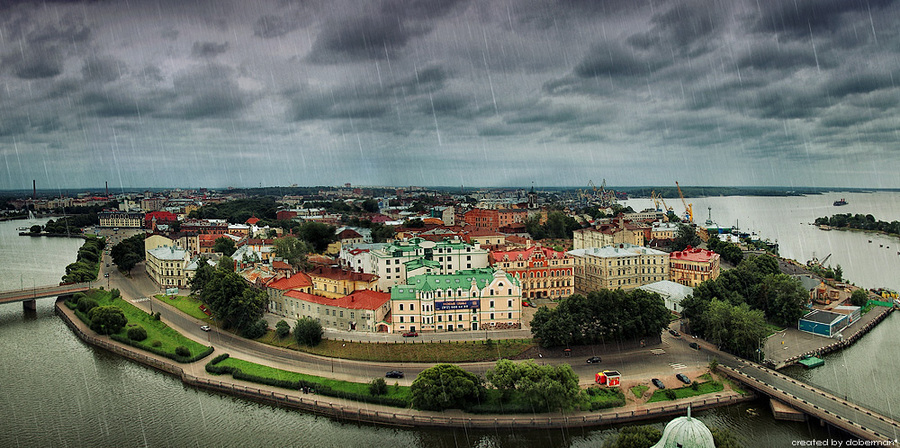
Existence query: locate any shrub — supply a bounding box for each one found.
[88,306,127,335]
[241,318,268,339]
[153,312,161,320]
[175,346,191,357]
[73,292,87,302]
[691,381,700,391]
[151,340,162,347]
[294,317,324,347]
[77,296,99,313]
[110,289,120,299]
[210,353,231,364]
[275,320,291,339]
[127,326,148,341]
[369,377,388,396]
[664,389,677,400]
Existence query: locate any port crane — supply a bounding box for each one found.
[675,181,693,223]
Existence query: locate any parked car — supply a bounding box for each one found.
[402,331,418,337]
[652,378,665,389]
[385,370,404,379]
[104,273,109,278]
[676,373,691,385]
[586,356,602,364]
[689,342,700,350]
[669,329,681,338]
[200,325,211,332]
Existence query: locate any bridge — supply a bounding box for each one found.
[716,356,900,441]
[0,282,92,310]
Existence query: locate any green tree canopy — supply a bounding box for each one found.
[111,233,146,271]
[89,306,127,335]
[411,364,485,411]
[485,359,580,411]
[294,317,324,346]
[671,223,701,251]
[602,425,663,448]
[298,222,337,253]
[213,236,236,256]
[851,289,869,307]
[531,289,670,347]
[189,258,215,293]
[273,235,311,269]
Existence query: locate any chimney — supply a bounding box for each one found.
[105,181,109,197]
[33,180,36,200]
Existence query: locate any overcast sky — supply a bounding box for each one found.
[2,0,899,191]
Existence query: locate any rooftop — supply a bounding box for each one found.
[568,243,666,258]
[669,246,719,262]
[284,289,390,311]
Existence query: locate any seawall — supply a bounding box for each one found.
[55,300,752,430]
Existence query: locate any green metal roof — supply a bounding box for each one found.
[391,268,519,300]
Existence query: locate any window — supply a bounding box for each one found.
[438,315,442,322]
[400,316,404,323]
[399,304,404,311]
[490,313,495,319]
[339,311,343,317]
[507,300,512,308]
[410,316,415,323]
[489,300,494,308]
[508,312,512,319]
[410,303,415,311]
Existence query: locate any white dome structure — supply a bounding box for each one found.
[650,407,716,448]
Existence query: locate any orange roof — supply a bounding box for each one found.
[284,289,390,311]
[272,260,292,270]
[490,245,569,263]
[268,272,312,290]
[246,217,260,225]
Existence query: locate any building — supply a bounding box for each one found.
[624,209,666,222]
[463,208,528,232]
[282,289,391,332]
[669,246,720,287]
[99,210,145,228]
[573,220,645,250]
[568,244,669,293]
[649,221,679,240]
[490,244,574,299]
[463,229,507,248]
[370,237,489,291]
[307,265,379,298]
[144,211,178,229]
[145,245,191,287]
[650,408,715,448]
[390,268,522,333]
[181,219,229,235]
[638,280,694,313]
[141,197,167,212]
[267,272,313,316]
[798,309,849,338]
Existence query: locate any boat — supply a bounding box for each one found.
[833,198,848,206]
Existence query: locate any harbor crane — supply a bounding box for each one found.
[675,181,693,223]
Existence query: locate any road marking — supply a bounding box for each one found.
[131,297,150,303]
[650,349,666,355]
[670,363,687,370]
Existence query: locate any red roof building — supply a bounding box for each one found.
[669,246,720,287]
[308,266,378,298]
[144,211,178,229]
[490,244,574,299]
[281,289,391,332]
[246,216,260,225]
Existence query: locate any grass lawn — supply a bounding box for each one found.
[211,356,411,403]
[765,323,784,337]
[631,384,649,398]
[647,381,724,403]
[156,294,211,321]
[256,331,535,363]
[72,289,210,359]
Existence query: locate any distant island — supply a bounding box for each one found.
[814,213,900,238]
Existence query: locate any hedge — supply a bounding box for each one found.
[111,334,214,363]
[204,355,409,408]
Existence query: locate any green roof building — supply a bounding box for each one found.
[372,237,489,291]
[390,268,522,333]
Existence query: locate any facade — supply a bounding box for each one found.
[463,208,527,232]
[624,210,666,222]
[669,246,720,287]
[573,221,645,250]
[307,265,379,298]
[141,197,167,212]
[650,221,679,240]
[798,309,849,338]
[99,210,145,228]
[370,237,489,291]
[266,272,313,316]
[490,244,574,299]
[144,211,178,229]
[282,290,391,332]
[568,244,669,294]
[181,219,229,235]
[145,245,191,287]
[464,229,507,248]
[638,280,694,313]
[390,268,522,333]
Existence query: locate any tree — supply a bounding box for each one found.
[127,326,148,341]
[29,224,41,234]
[119,252,142,273]
[275,319,291,338]
[671,224,701,251]
[189,258,215,293]
[711,428,744,448]
[755,274,808,327]
[851,289,869,307]
[213,237,236,256]
[294,317,324,346]
[111,233,146,271]
[486,359,581,411]
[89,306,127,335]
[241,318,268,339]
[833,264,843,282]
[368,377,388,396]
[298,222,337,253]
[411,364,485,411]
[361,199,380,213]
[601,425,663,448]
[273,236,311,269]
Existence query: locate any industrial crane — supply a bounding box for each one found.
[651,190,661,211]
[675,181,693,223]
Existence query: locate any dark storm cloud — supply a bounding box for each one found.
[751,0,896,37]
[736,45,822,71]
[629,0,724,56]
[388,66,449,95]
[81,56,124,83]
[191,41,230,58]
[253,15,302,38]
[825,72,897,98]
[3,46,65,79]
[161,66,250,119]
[574,42,665,79]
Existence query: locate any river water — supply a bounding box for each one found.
[2,194,898,447]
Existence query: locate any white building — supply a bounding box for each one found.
[370,237,489,291]
[638,280,694,313]
[146,245,192,287]
[568,244,669,294]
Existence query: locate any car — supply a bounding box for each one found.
[689,342,700,350]
[586,356,602,364]
[104,273,109,278]
[402,331,418,337]
[676,373,691,385]
[669,329,681,338]
[385,370,404,379]
[522,301,529,307]
[200,325,211,332]
[652,378,665,389]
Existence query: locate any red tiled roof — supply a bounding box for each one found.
[246,216,260,225]
[268,272,312,290]
[670,246,719,262]
[490,245,569,263]
[337,229,363,240]
[273,260,292,270]
[284,289,390,310]
[308,266,377,282]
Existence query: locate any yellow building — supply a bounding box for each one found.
[99,210,144,228]
[308,266,379,299]
[568,244,669,294]
[573,220,644,250]
[669,247,720,287]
